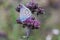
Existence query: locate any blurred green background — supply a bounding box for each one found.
[0,0,60,40]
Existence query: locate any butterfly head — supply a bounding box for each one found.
[16,3,23,12]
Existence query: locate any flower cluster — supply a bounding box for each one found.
[16,2,45,16]
[26,2,45,15]
[15,2,44,29]
[26,2,38,13]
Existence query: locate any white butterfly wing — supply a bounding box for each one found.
[20,4,32,22]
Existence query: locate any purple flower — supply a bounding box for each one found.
[23,17,40,29]
[26,2,38,13]
[36,7,45,15]
[0,31,7,38]
[16,17,40,29]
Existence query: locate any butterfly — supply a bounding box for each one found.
[19,4,32,22]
